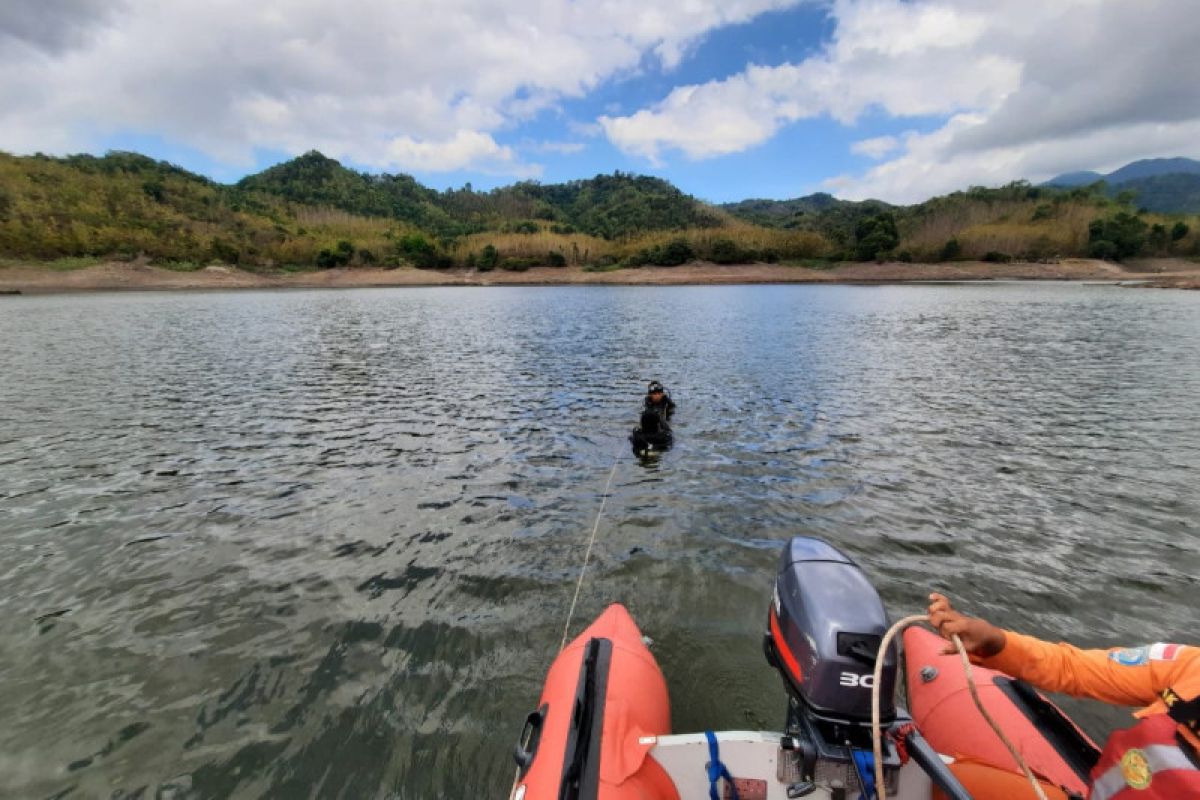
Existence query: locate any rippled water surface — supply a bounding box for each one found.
[1,284,1198,798]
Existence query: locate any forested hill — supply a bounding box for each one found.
[721,193,886,224]
[0,149,793,268]
[236,151,456,233]
[1,149,1197,269]
[237,150,721,238]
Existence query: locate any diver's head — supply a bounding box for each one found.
[647,381,665,400]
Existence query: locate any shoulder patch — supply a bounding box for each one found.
[1110,647,1150,666]
[1148,643,1183,661]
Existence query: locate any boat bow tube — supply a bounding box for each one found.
[513,604,677,800]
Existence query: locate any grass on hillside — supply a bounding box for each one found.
[0,256,105,271]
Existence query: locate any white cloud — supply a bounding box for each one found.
[385,130,537,176]
[827,116,1200,202]
[602,0,1200,202]
[0,0,804,176]
[524,140,587,156]
[850,135,899,159]
[601,0,1020,162]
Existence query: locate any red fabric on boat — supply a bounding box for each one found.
[904,626,1095,798]
[934,759,1070,800]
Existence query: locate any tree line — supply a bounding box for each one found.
[1,151,1196,270]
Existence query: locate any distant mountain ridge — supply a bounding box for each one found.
[719,193,891,232]
[1044,157,1200,187]
[1043,157,1200,213]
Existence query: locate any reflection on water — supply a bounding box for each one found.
[1,284,1198,798]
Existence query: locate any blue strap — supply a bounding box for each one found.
[851,749,877,800]
[704,730,740,800]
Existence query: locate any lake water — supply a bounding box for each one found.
[1,284,1198,798]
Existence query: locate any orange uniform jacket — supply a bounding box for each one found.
[980,633,1200,750]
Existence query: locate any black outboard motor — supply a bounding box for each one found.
[764,537,975,800]
[765,537,897,743]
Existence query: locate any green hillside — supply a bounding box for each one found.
[236,151,459,236]
[1120,174,1200,214]
[240,154,722,239]
[1,149,1197,270]
[727,181,1200,262]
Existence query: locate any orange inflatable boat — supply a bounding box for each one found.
[513,538,1104,800]
[511,604,678,800]
[903,626,1101,799]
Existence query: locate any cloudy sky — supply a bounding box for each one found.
[2,0,1197,203]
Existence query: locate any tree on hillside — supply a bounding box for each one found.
[853,212,899,261]
[1087,212,1147,260]
[477,244,499,271]
[1148,224,1169,254]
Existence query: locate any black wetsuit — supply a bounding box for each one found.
[643,394,676,422]
[631,408,672,453]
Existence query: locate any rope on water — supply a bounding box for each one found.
[508,455,621,800]
[559,457,620,652]
[871,616,1049,800]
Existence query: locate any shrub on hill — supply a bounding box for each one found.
[1087,213,1148,260]
[395,233,439,268]
[477,244,499,271]
[316,240,355,268]
[854,212,900,261]
[709,237,754,264]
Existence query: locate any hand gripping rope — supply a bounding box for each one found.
[870,615,1049,800]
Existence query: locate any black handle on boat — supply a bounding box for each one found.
[513,705,547,776]
[904,728,974,800]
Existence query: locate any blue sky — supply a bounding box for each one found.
[94,4,870,201]
[3,1,1198,204]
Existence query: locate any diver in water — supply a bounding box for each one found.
[630,407,672,455]
[631,381,675,456]
[643,381,675,422]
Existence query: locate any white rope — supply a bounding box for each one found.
[559,458,620,652]
[950,632,1049,800]
[871,616,1049,800]
[506,455,619,800]
[508,455,621,800]
[872,615,926,799]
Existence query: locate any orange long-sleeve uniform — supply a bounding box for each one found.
[979,632,1200,750]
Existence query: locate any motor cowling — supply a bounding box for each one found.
[765,537,896,727]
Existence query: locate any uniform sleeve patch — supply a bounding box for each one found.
[1109,644,1184,665]
[1110,647,1150,666]
[1148,643,1182,661]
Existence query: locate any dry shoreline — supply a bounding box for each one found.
[2,258,1200,294]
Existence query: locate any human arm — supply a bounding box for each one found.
[927,593,1195,710]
